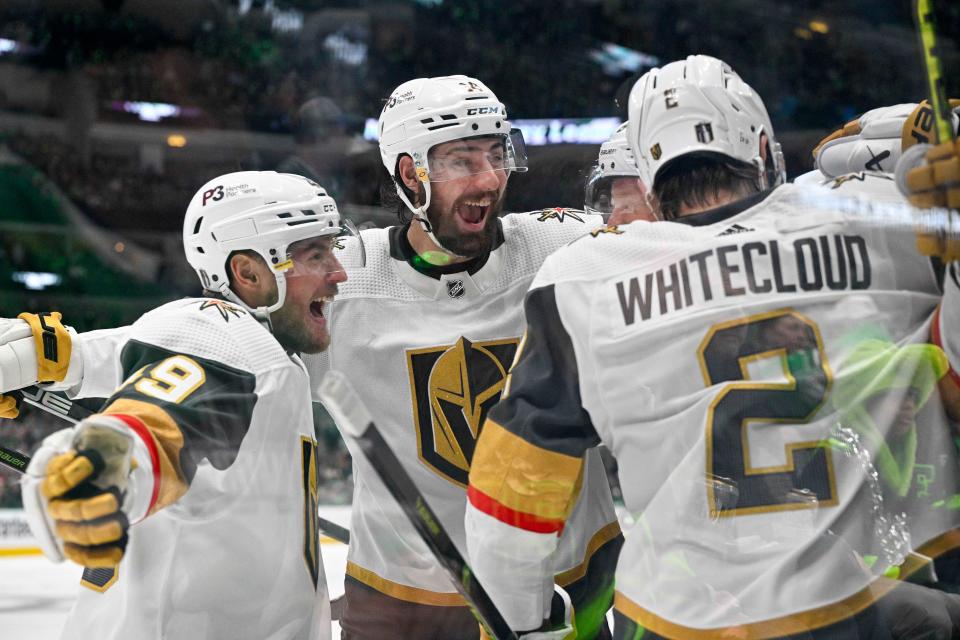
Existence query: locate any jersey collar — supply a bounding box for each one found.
[388,220,507,300]
[672,188,775,227]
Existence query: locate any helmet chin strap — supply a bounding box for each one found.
[398,178,465,260]
[216,274,286,332]
[412,207,465,261]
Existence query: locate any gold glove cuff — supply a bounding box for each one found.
[17,312,71,383]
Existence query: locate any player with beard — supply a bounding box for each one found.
[8,171,360,640]
[309,75,622,639]
[0,76,621,639]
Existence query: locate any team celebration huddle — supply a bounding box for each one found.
[3,6,960,639]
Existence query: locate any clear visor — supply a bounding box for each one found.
[426,128,528,182]
[584,169,654,223]
[279,218,366,279]
[584,165,614,216]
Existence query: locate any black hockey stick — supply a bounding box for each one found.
[1,387,354,546]
[319,517,350,544]
[318,370,519,640]
[0,386,85,475]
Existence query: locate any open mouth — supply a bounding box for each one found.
[455,198,493,229]
[309,296,332,319]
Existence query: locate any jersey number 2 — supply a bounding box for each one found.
[698,309,838,518]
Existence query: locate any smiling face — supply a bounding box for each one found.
[401,136,509,260]
[269,236,347,354]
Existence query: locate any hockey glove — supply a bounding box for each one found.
[894,139,960,261]
[22,417,137,568]
[812,101,960,178]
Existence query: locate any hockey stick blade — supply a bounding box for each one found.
[318,370,519,640]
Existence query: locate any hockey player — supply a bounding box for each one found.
[465,55,960,638]
[0,76,622,639]
[310,75,620,639]
[584,121,657,225]
[13,171,360,640]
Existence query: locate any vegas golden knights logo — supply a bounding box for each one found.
[407,337,520,487]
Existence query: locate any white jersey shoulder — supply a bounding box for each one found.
[130,297,284,374]
[496,208,602,286]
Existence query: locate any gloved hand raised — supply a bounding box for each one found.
[21,416,144,568]
[812,100,960,177]
[0,312,77,419]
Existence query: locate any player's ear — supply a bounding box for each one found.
[228,251,276,307]
[398,155,421,195]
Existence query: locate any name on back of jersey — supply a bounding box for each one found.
[616,232,871,325]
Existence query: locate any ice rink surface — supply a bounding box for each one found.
[0,527,350,639]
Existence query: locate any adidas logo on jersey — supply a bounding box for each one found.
[717,224,754,237]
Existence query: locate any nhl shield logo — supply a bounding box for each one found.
[650,143,662,160]
[446,279,465,299]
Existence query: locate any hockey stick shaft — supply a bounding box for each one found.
[318,370,518,640]
[914,0,955,144]
[319,516,350,544]
[0,386,87,474]
[2,387,353,545]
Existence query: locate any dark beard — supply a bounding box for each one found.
[427,197,504,258]
[270,304,329,354]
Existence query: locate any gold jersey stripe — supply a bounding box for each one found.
[614,530,960,640]
[102,398,188,514]
[346,561,468,607]
[555,520,622,586]
[470,419,583,521]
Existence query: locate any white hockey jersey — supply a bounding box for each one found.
[64,210,621,635]
[466,181,960,636]
[59,298,329,640]
[305,212,621,618]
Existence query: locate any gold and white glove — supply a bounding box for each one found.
[0,312,80,418]
[21,417,143,568]
[812,100,960,177]
[895,138,960,261]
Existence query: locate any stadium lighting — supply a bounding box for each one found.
[809,20,830,34]
[589,42,659,76]
[11,271,62,291]
[167,134,187,148]
[0,38,19,55]
[363,116,622,146]
[110,101,201,123]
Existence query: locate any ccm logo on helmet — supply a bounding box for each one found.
[202,185,225,206]
[466,106,501,116]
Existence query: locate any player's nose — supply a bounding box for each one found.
[470,167,501,191]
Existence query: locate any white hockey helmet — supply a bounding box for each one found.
[378,75,527,254]
[182,171,364,316]
[628,55,786,192]
[584,121,644,217]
